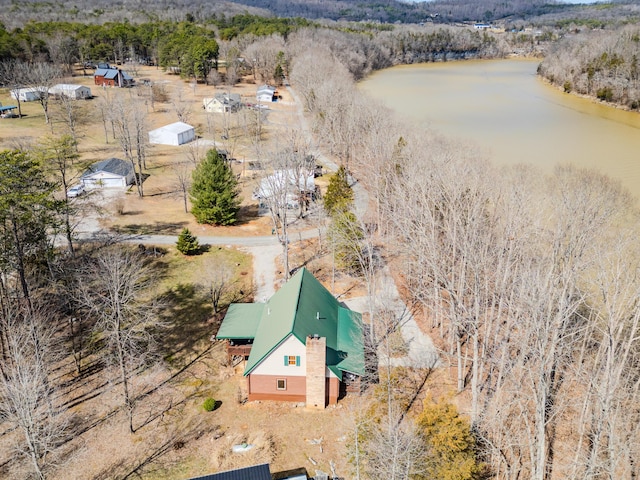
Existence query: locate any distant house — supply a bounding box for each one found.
[256,84,277,103]
[216,268,364,408]
[81,157,135,189]
[203,93,242,113]
[148,122,195,146]
[11,87,42,102]
[255,169,316,209]
[189,463,272,480]
[94,68,134,87]
[49,84,92,99]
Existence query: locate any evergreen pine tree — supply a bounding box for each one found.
[190,149,241,225]
[323,165,354,216]
[176,228,200,255]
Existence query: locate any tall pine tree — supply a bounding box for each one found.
[189,149,240,225]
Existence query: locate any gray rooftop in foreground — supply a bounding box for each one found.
[187,463,272,480]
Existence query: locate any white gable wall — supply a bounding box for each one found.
[252,335,306,377]
[82,172,127,189]
[203,97,223,113]
[250,334,338,379]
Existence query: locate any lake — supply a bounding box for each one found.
[359,59,640,197]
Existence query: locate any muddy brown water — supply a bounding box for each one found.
[360,59,640,198]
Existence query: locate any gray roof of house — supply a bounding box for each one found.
[94,69,133,81]
[188,463,271,480]
[94,68,115,78]
[214,92,241,105]
[257,85,276,95]
[81,157,133,178]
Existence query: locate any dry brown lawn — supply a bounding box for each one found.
[0,65,378,479]
[0,65,301,237]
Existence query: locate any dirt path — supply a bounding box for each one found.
[243,244,282,300]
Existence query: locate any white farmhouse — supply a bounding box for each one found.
[203,93,242,113]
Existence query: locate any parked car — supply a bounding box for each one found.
[67,184,85,198]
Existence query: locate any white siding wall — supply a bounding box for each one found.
[250,334,340,379]
[252,334,306,377]
[82,173,126,189]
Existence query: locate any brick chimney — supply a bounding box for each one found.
[306,334,326,409]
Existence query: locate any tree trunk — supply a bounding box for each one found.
[10,213,31,309]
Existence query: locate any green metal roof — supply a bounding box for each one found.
[231,268,364,377]
[336,308,364,375]
[216,303,264,339]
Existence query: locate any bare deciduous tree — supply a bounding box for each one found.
[24,62,62,125]
[198,257,239,315]
[50,93,89,147]
[0,305,70,480]
[108,94,147,196]
[171,85,192,124]
[75,247,160,434]
[257,133,314,279]
[171,161,192,213]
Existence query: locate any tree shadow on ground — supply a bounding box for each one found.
[111,221,188,235]
[157,282,214,368]
[91,419,219,480]
[235,204,260,225]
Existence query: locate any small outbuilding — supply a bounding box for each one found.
[148,122,195,146]
[11,87,42,102]
[49,84,92,99]
[81,157,135,189]
[256,84,277,103]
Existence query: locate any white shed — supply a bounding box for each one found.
[256,85,276,103]
[148,122,195,146]
[81,158,135,189]
[11,87,42,102]
[49,84,92,99]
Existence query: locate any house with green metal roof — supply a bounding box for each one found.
[216,268,364,408]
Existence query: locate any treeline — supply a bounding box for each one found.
[539,25,640,109]
[4,0,639,28]
[0,17,303,65]
[0,18,515,86]
[289,29,640,479]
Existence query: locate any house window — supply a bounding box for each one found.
[284,355,300,366]
[277,379,286,390]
